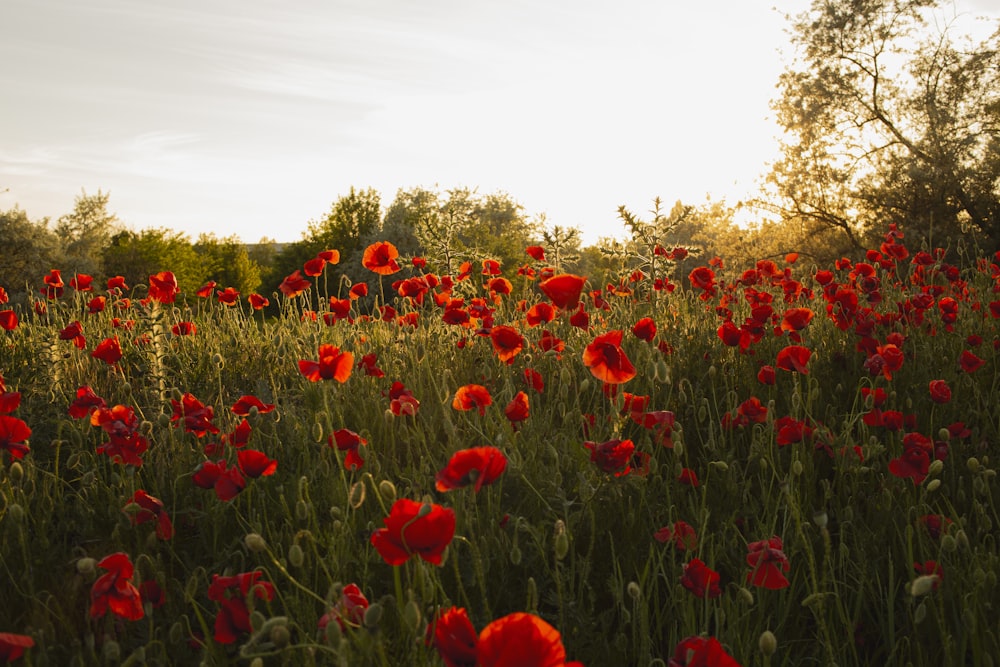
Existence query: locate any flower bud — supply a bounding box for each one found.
[914,601,927,623]
[792,460,804,476]
[295,500,310,521]
[244,533,267,553]
[968,457,981,473]
[910,575,940,597]
[378,480,397,504]
[349,482,366,509]
[77,557,97,576]
[269,622,291,648]
[626,581,641,602]
[102,640,121,662]
[738,587,754,605]
[928,459,944,477]
[9,461,24,483]
[363,603,384,629]
[941,534,957,553]
[926,479,941,493]
[758,630,777,657]
[288,544,305,568]
[403,599,423,633]
[554,532,570,561]
[7,503,24,524]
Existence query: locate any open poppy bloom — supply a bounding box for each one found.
[68,385,106,419]
[526,302,556,327]
[370,498,456,566]
[0,415,31,461]
[681,558,722,598]
[147,271,180,304]
[746,536,791,589]
[504,391,530,430]
[329,428,367,471]
[170,392,220,437]
[427,606,478,667]
[91,405,148,466]
[299,344,354,383]
[525,245,546,261]
[89,552,143,621]
[388,381,420,416]
[654,520,698,551]
[91,336,123,365]
[0,632,35,662]
[668,635,740,667]
[928,379,951,404]
[362,241,401,275]
[476,612,584,667]
[0,310,18,331]
[231,395,275,416]
[539,273,586,309]
[490,326,525,363]
[237,449,278,478]
[279,270,311,298]
[435,446,508,492]
[192,459,247,501]
[247,293,269,310]
[776,345,811,374]
[124,489,174,540]
[632,317,657,342]
[171,321,197,336]
[452,384,493,415]
[582,330,636,384]
[59,320,86,349]
[319,583,368,634]
[207,571,275,644]
[584,438,635,476]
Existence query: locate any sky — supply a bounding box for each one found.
[1,0,995,246]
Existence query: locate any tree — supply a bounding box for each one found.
[765,0,1000,253]
[55,189,120,280]
[102,228,204,297]
[193,233,262,295]
[306,187,382,260]
[0,207,59,298]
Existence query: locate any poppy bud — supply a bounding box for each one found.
[554,532,569,561]
[250,611,266,632]
[9,461,24,483]
[578,379,590,394]
[928,460,944,477]
[349,482,366,509]
[250,659,264,667]
[926,479,941,493]
[76,557,97,575]
[156,412,171,429]
[363,603,384,629]
[759,630,777,656]
[967,457,980,473]
[269,620,291,648]
[711,460,729,472]
[678,389,687,405]
[626,581,641,601]
[212,353,224,369]
[674,441,684,457]
[914,601,928,624]
[417,503,433,518]
[311,422,324,442]
[242,533,266,556]
[510,545,522,565]
[103,640,121,662]
[378,480,397,504]
[526,577,538,612]
[403,599,422,632]
[956,529,969,550]
[792,460,804,476]
[812,511,828,529]
[708,365,717,378]
[910,575,939,597]
[169,621,184,644]
[288,544,305,568]
[738,587,754,605]
[941,534,957,553]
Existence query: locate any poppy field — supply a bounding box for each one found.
[1,224,1000,666]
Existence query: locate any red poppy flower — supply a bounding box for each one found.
[139,580,166,609]
[959,349,985,373]
[104,275,128,291]
[41,269,64,299]
[476,612,583,667]
[525,302,556,327]
[654,520,698,551]
[668,635,740,667]
[350,282,368,299]
[279,270,311,298]
[91,336,123,365]
[195,281,217,298]
[428,607,478,667]
[491,326,525,364]
[746,536,790,589]
[299,344,354,383]
[505,391,530,430]
[171,321,197,336]
[192,459,247,501]
[319,583,368,634]
[388,381,420,416]
[688,266,717,299]
[0,310,18,331]
[363,241,401,275]
[681,558,722,598]
[329,428,367,471]
[435,446,508,492]
[303,256,327,277]
[237,449,278,478]
[928,380,951,404]
[170,392,219,437]
[0,385,20,415]
[370,498,456,566]
[584,438,635,476]
[582,330,636,384]
[58,320,86,349]
[147,271,180,304]
[525,245,546,262]
[216,287,240,306]
[0,415,31,461]
[775,345,811,374]
[523,368,545,393]
[231,395,275,416]
[888,439,931,485]
[89,552,143,621]
[780,307,814,332]
[0,633,34,662]
[678,468,699,487]
[91,404,148,466]
[69,385,106,419]
[757,365,776,385]
[914,560,943,589]
[125,489,174,540]
[219,418,253,449]
[207,571,275,644]
[69,273,93,292]
[481,259,502,276]
[632,317,657,342]
[918,514,952,540]
[452,384,493,415]
[248,293,269,310]
[539,273,586,309]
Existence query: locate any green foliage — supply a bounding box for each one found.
[102,228,204,295]
[194,233,263,295]
[0,206,59,299]
[55,189,120,281]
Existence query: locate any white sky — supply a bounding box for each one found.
[1,0,995,245]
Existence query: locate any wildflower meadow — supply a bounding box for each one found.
[2,224,999,666]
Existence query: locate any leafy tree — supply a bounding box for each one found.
[193,233,262,295]
[102,228,203,297]
[55,189,120,280]
[539,219,583,272]
[765,0,1000,252]
[0,207,59,298]
[380,187,436,259]
[306,187,382,260]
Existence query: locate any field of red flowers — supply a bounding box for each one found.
[1,224,999,666]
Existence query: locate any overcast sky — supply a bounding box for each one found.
[1,0,995,245]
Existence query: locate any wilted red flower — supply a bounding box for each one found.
[69,385,106,418]
[776,345,811,374]
[207,571,275,644]
[231,395,275,416]
[192,459,246,501]
[505,391,530,430]
[125,489,174,540]
[171,321,197,336]
[0,632,34,662]
[632,317,657,342]
[171,392,220,437]
[0,310,18,331]
[147,271,180,304]
[582,330,636,384]
[959,349,985,373]
[746,536,790,590]
[0,415,31,461]
[248,293,269,310]
[584,438,635,476]
[476,612,583,667]
[89,552,143,621]
[237,449,278,478]
[91,336,123,365]
[490,326,525,364]
[363,241,401,275]
[668,635,740,667]
[319,583,368,634]
[279,270,311,298]
[370,498,456,566]
[928,380,951,404]
[681,558,722,598]
[654,520,698,551]
[427,607,478,667]
[435,446,508,492]
[299,344,354,383]
[452,384,493,415]
[539,273,586,309]
[329,428,367,471]
[59,320,86,349]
